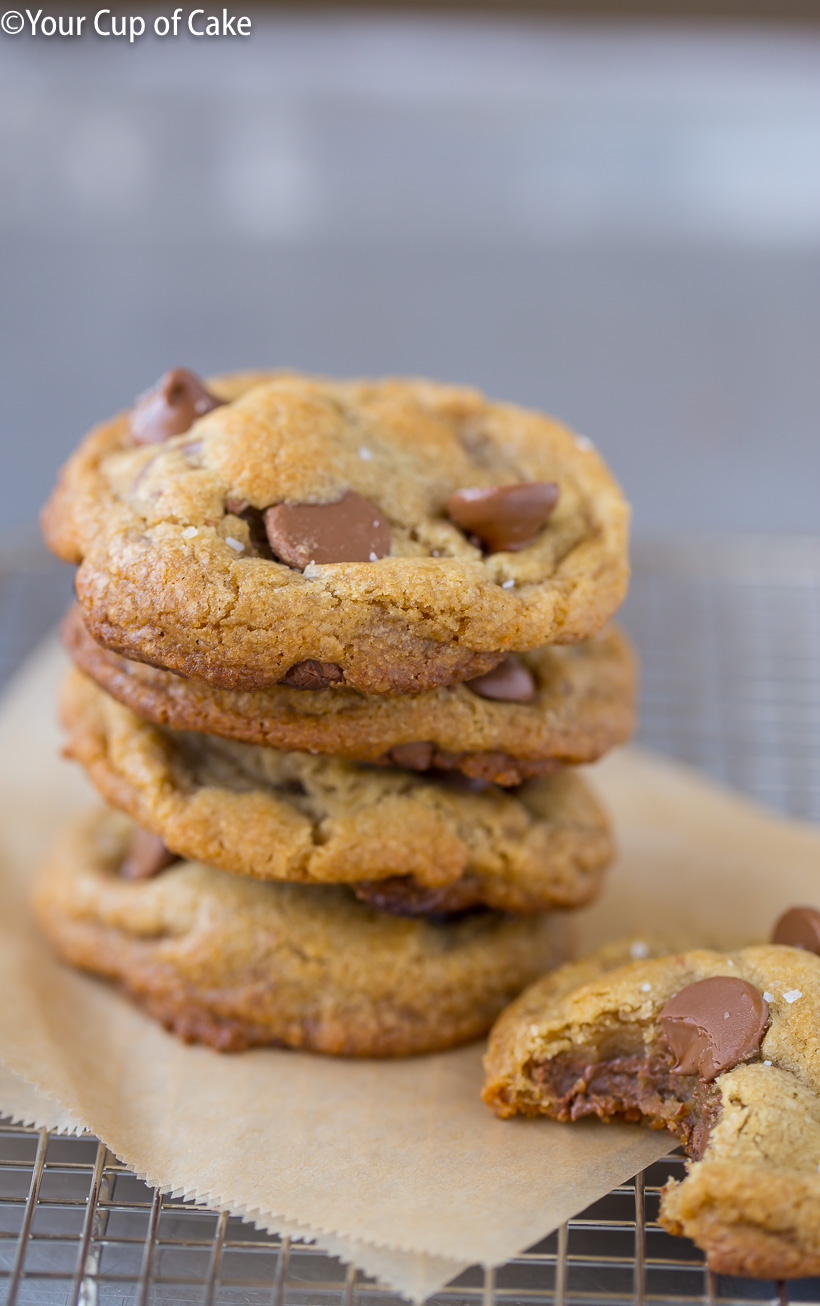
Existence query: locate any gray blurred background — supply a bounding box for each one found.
[2,8,820,539]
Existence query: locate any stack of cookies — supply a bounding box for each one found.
[36,369,633,1057]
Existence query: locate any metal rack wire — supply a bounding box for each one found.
[2,536,820,1306]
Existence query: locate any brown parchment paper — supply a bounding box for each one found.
[3,639,820,1301]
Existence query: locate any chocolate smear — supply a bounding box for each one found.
[447,482,559,552]
[120,829,179,880]
[130,368,224,445]
[772,905,820,954]
[660,976,769,1082]
[265,491,391,569]
[466,654,536,703]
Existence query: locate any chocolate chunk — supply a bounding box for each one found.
[130,368,224,445]
[264,491,390,570]
[120,829,179,880]
[388,742,435,771]
[352,875,483,917]
[660,977,769,1082]
[772,905,820,954]
[446,482,560,552]
[465,654,537,703]
[282,659,344,690]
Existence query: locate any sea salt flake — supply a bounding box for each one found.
[225,536,244,553]
[723,1011,730,1018]
[181,526,197,539]
[575,434,595,451]
[763,992,774,1003]
[359,446,373,460]
[368,552,378,562]
[763,1061,772,1066]
[640,982,651,993]
[501,579,516,589]
[783,989,803,1004]
[630,941,650,960]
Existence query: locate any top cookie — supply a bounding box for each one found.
[42,370,630,694]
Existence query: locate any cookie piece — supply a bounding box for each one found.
[42,371,630,694]
[63,606,636,787]
[60,668,614,914]
[483,940,820,1279]
[34,808,568,1057]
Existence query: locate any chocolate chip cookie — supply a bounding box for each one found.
[34,807,568,1057]
[483,937,820,1279]
[60,668,614,914]
[42,371,630,694]
[63,606,636,787]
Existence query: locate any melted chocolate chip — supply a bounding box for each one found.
[387,742,436,771]
[660,976,769,1082]
[352,875,484,917]
[264,491,391,570]
[281,659,344,690]
[772,905,820,954]
[120,829,179,880]
[130,368,224,446]
[446,482,560,552]
[465,654,536,703]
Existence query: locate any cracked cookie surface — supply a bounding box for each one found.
[42,372,630,694]
[34,807,568,1057]
[483,939,820,1280]
[63,605,636,786]
[60,668,614,914]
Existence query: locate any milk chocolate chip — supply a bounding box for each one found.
[130,368,224,445]
[772,906,820,954]
[447,482,560,552]
[282,659,344,690]
[660,976,769,1081]
[388,741,435,771]
[120,829,179,880]
[264,491,391,569]
[466,654,536,703]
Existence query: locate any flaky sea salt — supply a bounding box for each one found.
[763,1061,772,1066]
[575,434,595,451]
[181,526,197,539]
[359,446,373,460]
[640,982,651,993]
[501,579,515,589]
[368,552,379,562]
[783,989,803,1004]
[225,536,244,553]
[630,941,650,960]
[763,992,774,1003]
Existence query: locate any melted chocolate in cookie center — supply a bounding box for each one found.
[533,1048,720,1159]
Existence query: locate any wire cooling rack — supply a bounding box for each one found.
[2,534,820,1306]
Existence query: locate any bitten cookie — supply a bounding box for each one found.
[63,605,636,787]
[60,668,614,915]
[42,370,630,694]
[34,807,568,1057]
[483,938,820,1280]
